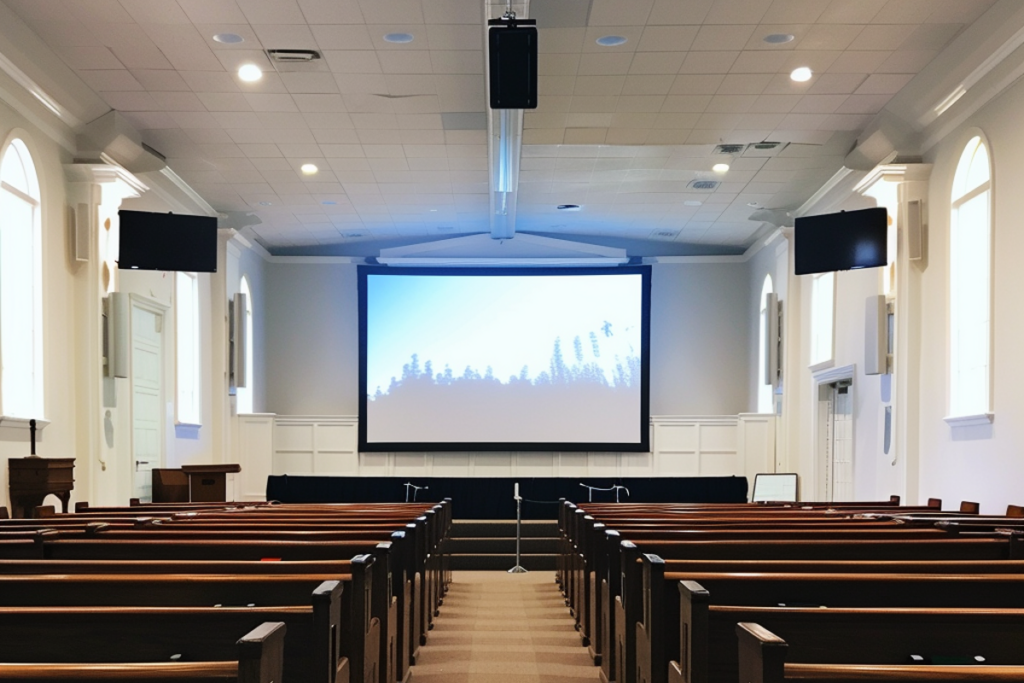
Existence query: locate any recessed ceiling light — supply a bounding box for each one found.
[384,33,414,44]
[596,35,627,47]
[684,200,702,206]
[712,163,730,173]
[790,66,813,82]
[257,201,272,206]
[747,201,761,207]
[322,200,337,205]
[213,33,244,44]
[238,64,262,82]
[763,33,794,44]
[557,204,582,211]
[301,163,319,175]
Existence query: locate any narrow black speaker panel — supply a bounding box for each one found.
[489,25,538,109]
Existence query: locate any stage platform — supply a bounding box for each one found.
[266,475,748,520]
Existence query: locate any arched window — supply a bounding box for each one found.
[0,138,43,418]
[236,276,254,414]
[758,274,774,413]
[949,134,992,418]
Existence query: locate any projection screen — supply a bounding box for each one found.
[358,266,651,452]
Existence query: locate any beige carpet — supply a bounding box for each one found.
[410,571,602,683]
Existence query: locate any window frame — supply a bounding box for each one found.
[174,271,201,427]
[946,131,994,426]
[0,134,44,423]
[235,275,254,414]
[808,271,835,373]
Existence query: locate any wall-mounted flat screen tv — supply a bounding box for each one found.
[118,210,217,273]
[359,266,651,452]
[794,207,888,275]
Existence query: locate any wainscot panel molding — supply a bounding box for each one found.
[262,415,774,485]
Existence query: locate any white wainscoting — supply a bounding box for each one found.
[234,414,776,498]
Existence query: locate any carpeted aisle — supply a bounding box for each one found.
[410,571,602,683]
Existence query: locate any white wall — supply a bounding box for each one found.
[915,74,1024,514]
[0,91,77,513]
[263,260,753,418]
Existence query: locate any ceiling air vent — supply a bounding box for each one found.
[688,179,720,190]
[713,144,745,155]
[650,229,679,240]
[742,141,789,157]
[266,49,321,62]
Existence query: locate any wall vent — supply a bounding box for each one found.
[688,180,720,190]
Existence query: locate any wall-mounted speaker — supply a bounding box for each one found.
[104,292,129,378]
[864,294,889,375]
[763,292,781,387]
[488,19,537,109]
[229,292,247,390]
[906,199,924,261]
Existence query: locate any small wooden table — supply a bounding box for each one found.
[8,457,75,518]
[181,464,241,502]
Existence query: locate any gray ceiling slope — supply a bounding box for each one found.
[0,0,1011,257]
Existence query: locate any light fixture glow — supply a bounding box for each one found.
[301,163,319,175]
[238,64,262,82]
[384,33,414,43]
[214,33,244,44]
[712,163,730,173]
[596,35,628,46]
[790,66,812,82]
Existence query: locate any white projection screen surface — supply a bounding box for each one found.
[358,266,651,451]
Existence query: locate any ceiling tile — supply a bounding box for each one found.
[252,23,318,48]
[717,73,772,94]
[818,0,885,23]
[197,92,253,111]
[827,51,891,73]
[55,45,125,69]
[805,72,867,95]
[705,0,773,24]
[628,51,686,75]
[297,0,364,24]
[539,28,586,53]
[679,51,740,74]
[324,50,383,74]
[647,0,714,25]
[578,52,634,76]
[854,73,913,94]
[236,0,306,24]
[244,93,300,111]
[692,25,758,52]
[798,24,863,51]
[280,72,340,94]
[142,24,224,70]
[850,25,910,50]
[669,74,725,94]
[150,91,207,111]
[762,0,826,24]
[180,71,242,92]
[78,69,144,91]
[119,0,191,24]
[177,0,248,24]
[426,24,483,50]
[878,49,937,73]
[636,26,699,52]
[789,94,846,113]
[588,0,654,26]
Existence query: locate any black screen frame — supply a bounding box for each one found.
[118,209,218,273]
[358,265,652,453]
[794,207,888,276]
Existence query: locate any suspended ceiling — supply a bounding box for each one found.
[0,0,1005,256]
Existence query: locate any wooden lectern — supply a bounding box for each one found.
[8,457,75,518]
[181,464,241,502]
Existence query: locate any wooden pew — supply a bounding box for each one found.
[737,620,1024,683]
[658,570,1024,683]
[0,591,337,683]
[0,620,286,683]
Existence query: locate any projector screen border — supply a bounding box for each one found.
[357,265,652,453]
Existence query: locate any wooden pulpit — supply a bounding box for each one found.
[8,457,75,518]
[181,464,241,502]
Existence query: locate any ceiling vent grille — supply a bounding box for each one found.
[650,229,679,240]
[688,179,720,190]
[266,49,321,62]
[742,141,789,157]
[713,144,745,155]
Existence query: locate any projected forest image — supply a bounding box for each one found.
[364,273,645,444]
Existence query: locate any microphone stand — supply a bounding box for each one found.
[508,482,527,573]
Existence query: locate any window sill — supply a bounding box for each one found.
[174,422,201,440]
[943,413,994,428]
[0,416,49,430]
[808,359,834,374]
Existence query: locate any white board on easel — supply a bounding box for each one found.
[751,473,798,503]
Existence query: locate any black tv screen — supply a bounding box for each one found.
[118,210,217,273]
[794,207,888,275]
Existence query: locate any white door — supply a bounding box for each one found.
[818,381,853,502]
[131,301,164,502]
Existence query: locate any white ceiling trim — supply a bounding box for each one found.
[0,62,75,153]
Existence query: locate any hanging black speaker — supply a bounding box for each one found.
[488,17,538,109]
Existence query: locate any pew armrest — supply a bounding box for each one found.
[237,621,287,683]
[736,622,787,683]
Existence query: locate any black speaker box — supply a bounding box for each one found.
[489,24,538,109]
